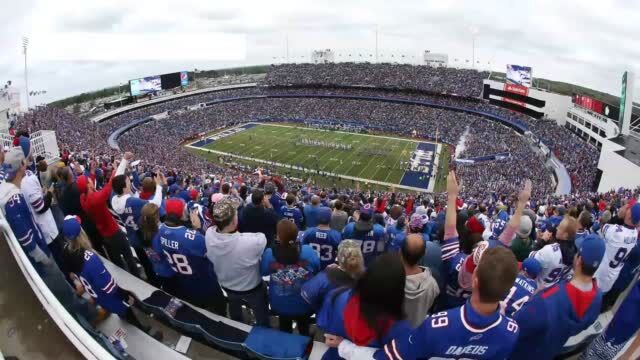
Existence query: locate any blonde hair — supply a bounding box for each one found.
[66,229,93,252]
[337,240,365,277]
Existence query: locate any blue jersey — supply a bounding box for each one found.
[318,289,412,360]
[115,196,148,248]
[501,274,537,317]
[385,225,407,252]
[301,271,335,311]
[279,205,304,230]
[78,250,129,316]
[143,246,174,278]
[301,227,342,269]
[511,280,602,360]
[261,245,320,316]
[153,224,222,301]
[440,235,470,310]
[0,184,51,271]
[372,302,519,360]
[342,222,386,266]
[303,205,320,228]
[581,280,640,359]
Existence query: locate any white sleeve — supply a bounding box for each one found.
[533,245,552,268]
[21,175,45,212]
[338,340,377,360]
[116,158,128,176]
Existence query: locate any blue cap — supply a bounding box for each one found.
[317,207,332,224]
[577,234,606,270]
[63,215,82,238]
[168,183,180,195]
[630,203,640,225]
[522,257,542,278]
[359,205,373,221]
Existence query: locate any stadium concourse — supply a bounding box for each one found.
[2,63,638,359]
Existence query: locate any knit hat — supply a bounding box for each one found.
[577,234,606,269]
[63,215,82,239]
[459,240,490,290]
[517,216,533,238]
[522,257,542,278]
[18,136,31,158]
[466,216,485,234]
[409,213,425,229]
[212,196,240,224]
[359,206,373,221]
[211,192,224,204]
[336,240,364,272]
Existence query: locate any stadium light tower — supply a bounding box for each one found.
[22,36,30,109]
[470,26,479,69]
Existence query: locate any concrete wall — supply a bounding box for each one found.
[597,139,640,192]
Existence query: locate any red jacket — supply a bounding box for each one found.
[79,177,120,238]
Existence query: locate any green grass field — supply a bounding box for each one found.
[188,123,448,192]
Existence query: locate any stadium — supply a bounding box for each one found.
[1,18,640,360]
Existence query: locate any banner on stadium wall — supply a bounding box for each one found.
[572,94,620,121]
[506,64,532,88]
[503,83,529,107]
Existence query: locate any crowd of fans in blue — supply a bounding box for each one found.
[2,63,638,359]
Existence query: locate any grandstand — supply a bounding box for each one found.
[2,62,640,360]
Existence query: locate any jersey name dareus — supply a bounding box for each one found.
[446,345,489,356]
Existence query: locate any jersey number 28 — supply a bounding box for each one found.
[164,251,193,275]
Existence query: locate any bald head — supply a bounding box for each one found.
[401,233,426,267]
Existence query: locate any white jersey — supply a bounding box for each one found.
[21,170,58,244]
[595,224,638,293]
[530,243,569,290]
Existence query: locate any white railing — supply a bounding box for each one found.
[0,214,114,360]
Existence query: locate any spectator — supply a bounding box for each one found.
[77,153,139,276]
[154,198,226,314]
[342,207,386,266]
[386,215,408,252]
[301,240,365,311]
[330,199,348,232]
[500,257,541,317]
[239,188,279,246]
[261,220,320,335]
[304,195,322,228]
[510,215,534,261]
[511,234,606,360]
[402,234,440,327]
[329,247,519,360]
[139,203,176,292]
[279,193,304,230]
[301,207,342,270]
[205,196,269,326]
[320,253,411,360]
[62,216,162,340]
[531,216,578,290]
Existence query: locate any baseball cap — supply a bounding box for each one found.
[63,215,82,239]
[517,216,533,238]
[522,257,542,278]
[212,196,240,224]
[630,203,640,225]
[165,198,186,218]
[4,148,26,181]
[577,234,606,270]
[317,207,332,224]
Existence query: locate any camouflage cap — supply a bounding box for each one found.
[212,196,240,223]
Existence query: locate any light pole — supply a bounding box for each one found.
[22,36,30,109]
[470,26,479,69]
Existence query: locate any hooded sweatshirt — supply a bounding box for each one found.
[404,266,440,327]
[510,279,602,360]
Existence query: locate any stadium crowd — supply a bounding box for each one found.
[3,64,637,359]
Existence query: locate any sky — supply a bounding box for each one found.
[1,0,639,106]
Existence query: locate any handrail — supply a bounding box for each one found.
[0,215,115,360]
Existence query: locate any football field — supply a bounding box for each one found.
[187,123,444,192]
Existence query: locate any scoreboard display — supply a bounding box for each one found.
[572,94,619,121]
[129,71,189,97]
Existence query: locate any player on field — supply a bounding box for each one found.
[594,203,640,294]
[301,207,342,270]
[342,206,386,266]
[153,198,226,314]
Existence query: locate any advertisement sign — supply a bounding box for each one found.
[506,64,532,88]
[129,76,161,96]
[180,71,189,86]
[503,83,529,107]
